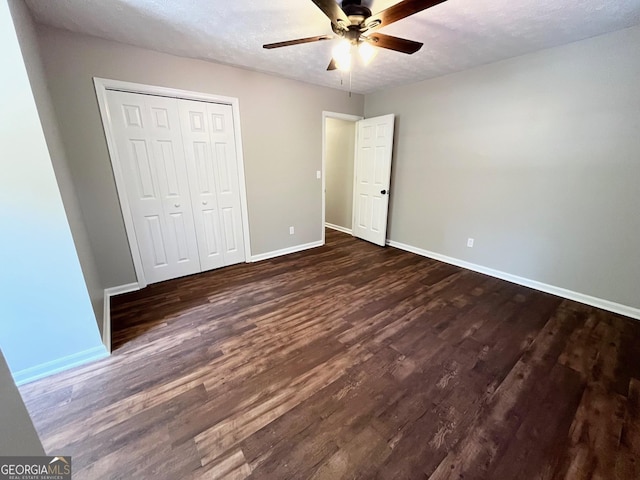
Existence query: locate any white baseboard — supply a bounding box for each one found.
[325,222,352,235]
[13,345,109,386]
[103,282,140,352]
[387,239,640,321]
[251,241,323,262]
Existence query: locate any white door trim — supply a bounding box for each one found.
[321,111,363,245]
[94,77,252,288]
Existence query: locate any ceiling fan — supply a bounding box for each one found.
[263,0,447,71]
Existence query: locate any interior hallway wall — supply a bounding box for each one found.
[0,0,107,383]
[325,117,356,230]
[7,0,105,335]
[0,350,44,455]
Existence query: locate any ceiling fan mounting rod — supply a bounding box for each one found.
[341,0,370,16]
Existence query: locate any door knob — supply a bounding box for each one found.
[202,201,208,205]
[174,203,180,208]
[380,189,387,195]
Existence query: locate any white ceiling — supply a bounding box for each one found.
[25,0,640,94]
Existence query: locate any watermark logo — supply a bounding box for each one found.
[0,456,71,480]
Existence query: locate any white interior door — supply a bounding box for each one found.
[352,114,395,246]
[178,100,245,270]
[106,90,201,284]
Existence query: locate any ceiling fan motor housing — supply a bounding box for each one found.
[335,0,373,42]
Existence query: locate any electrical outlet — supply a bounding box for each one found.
[289,226,295,235]
[467,238,474,248]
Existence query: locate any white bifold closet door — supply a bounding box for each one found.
[178,100,245,271]
[106,90,244,284]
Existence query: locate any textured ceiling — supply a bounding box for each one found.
[25,0,640,94]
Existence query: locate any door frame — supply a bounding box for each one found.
[94,77,252,288]
[321,111,363,245]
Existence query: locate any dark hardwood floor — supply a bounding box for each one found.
[19,229,640,479]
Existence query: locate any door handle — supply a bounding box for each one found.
[381,189,388,195]
[174,203,180,208]
[202,201,208,205]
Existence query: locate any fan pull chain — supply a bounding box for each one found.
[349,70,352,98]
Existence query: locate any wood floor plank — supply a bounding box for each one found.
[427,300,585,479]
[621,378,640,455]
[243,349,403,478]
[487,363,584,479]
[18,229,640,479]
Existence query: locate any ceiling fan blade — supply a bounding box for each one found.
[364,33,423,54]
[366,0,447,32]
[327,58,337,71]
[310,0,350,28]
[263,35,333,49]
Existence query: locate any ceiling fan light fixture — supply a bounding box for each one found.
[332,39,352,71]
[358,40,376,65]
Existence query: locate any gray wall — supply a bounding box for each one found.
[35,25,364,288]
[0,0,105,379]
[0,350,44,455]
[365,24,640,310]
[325,118,356,230]
[8,0,104,334]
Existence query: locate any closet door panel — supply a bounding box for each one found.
[106,90,200,284]
[178,100,225,271]
[206,103,245,266]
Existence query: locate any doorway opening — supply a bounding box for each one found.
[321,111,361,244]
[322,111,396,247]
